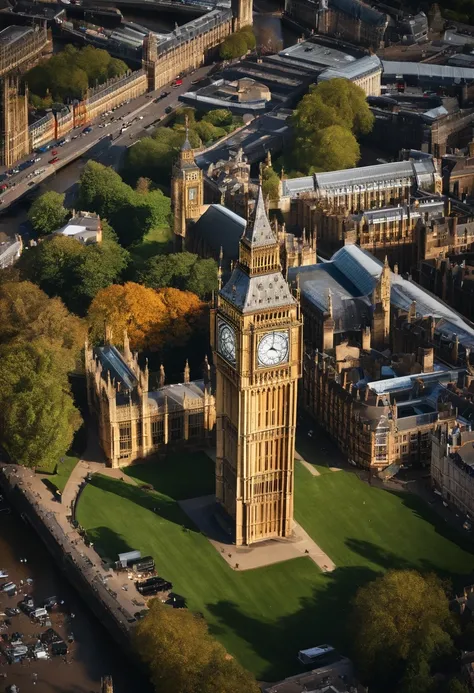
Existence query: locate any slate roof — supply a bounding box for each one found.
[191,204,245,259]
[242,187,277,247]
[220,267,295,313]
[96,346,138,391]
[148,380,207,412]
[382,60,474,82]
[282,158,436,198]
[290,244,474,346]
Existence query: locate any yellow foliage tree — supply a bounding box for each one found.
[87,282,205,351]
[134,599,259,693]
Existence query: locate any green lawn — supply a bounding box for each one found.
[130,226,172,265]
[41,455,79,493]
[76,454,474,681]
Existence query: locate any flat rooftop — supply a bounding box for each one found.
[279,39,362,70]
[0,25,32,47]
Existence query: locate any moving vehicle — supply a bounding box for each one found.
[172,78,182,87]
[165,106,173,114]
[49,157,59,164]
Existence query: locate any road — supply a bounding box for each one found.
[0,64,212,213]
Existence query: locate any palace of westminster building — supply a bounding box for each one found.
[85,127,474,544]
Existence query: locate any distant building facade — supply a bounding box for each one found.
[85,334,215,468]
[0,234,22,269]
[284,0,388,50]
[0,25,51,166]
[290,244,474,471]
[142,0,252,92]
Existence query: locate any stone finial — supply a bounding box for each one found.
[159,363,165,388]
[123,329,132,362]
[184,359,190,384]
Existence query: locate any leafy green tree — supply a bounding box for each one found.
[18,226,129,314]
[134,598,259,693]
[28,191,68,235]
[290,78,373,173]
[262,166,280,202]
[25,44,127,104]
[293,79,374,138]
[240,25,256,50]
[139,252,217,298]
[312,125,360,172]
[351,570,455,690]
[219,33,248,60]
[194,120,225,144]
[0,281,85,367]
[0,340,81,471]
[77,161,131,219]
[203,109,233,127]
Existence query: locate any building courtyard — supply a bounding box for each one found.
[76,450,474,682]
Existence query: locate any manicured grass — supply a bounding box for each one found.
[294,463,474,576]
[130,226,172,264]
[76,454,474,680]
[41,455,79,493]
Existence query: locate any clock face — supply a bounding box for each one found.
[257,331,289,368]
[218,320,236,365]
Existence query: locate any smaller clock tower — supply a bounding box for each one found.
[211,188,302,546]
[171,118,204,249]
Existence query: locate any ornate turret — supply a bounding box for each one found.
[159,363,165,388]
[184,359,190,384]
[171,114,203,249]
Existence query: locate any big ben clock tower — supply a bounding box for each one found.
[171,118,204,249]
[211,188,302,546]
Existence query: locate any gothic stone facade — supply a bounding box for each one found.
[211,188,302,545]
[142,0,252,93]
[85,336,215,468]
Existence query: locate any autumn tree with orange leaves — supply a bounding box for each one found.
[87,282,206,352]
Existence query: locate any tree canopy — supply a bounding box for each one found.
[261,166,280,202]
[18,224,129,315]
[134,598,259,693]
[351,570,457,692]
[0,281,85,368]
[0,281,84,471]
[28,191,68,236]
[26,44,128,105]
[77,161,171,247]
[87,282,205,352]
[289,78,374,173]
[219,27,255,59]
[0,340,81,471]
[139,252,217,298]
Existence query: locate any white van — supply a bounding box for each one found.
[32,607,48,619]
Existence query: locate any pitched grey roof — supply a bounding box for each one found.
[290,244,474,347]
[220,266,295,313]
[243,187,277,247]
[191,204,245,259]
[281,158,436,197]
[96,346,138,391]
[382,60,474,82]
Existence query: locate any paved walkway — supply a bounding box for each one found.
[180,494,335,572]
[7,434,147,622]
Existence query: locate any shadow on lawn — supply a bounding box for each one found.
[207,564,377,682]
[125,453,215,501]
[85,525,134,562]
[88,474,197,532]
[385,487,474,556]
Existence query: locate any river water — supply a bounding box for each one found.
[0,505,152,693]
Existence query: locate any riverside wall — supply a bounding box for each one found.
[0,465,137,658]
